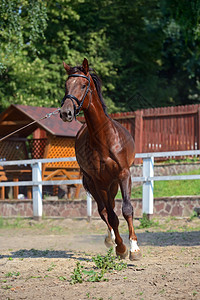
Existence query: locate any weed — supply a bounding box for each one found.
[58,276,67,281]
[47,263,56,271]
[83,269,107,283]
[136,291,143,296]
[70,262,84,284]
[193,291,198,296]
[70,248,127,285]
[137,213,159,229]
[5,272,20,278]
[189,211,198,221]
[92,247,127,271]
[50,226,63,233]
[26,275,42,281]
[1,285,13,290]
[0,216,4,228]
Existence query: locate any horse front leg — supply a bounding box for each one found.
[83,175,116,247]
[119,169,141,261]
[96,188,128,258]
[106,207,128,259]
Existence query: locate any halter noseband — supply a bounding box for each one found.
[61,73,91,119]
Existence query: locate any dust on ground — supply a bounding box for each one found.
[0,216,200,300]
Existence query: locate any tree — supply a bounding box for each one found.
[0,0,200,113]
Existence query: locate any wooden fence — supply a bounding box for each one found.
[110,104,200,163]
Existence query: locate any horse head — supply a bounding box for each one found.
[60,58,91,122]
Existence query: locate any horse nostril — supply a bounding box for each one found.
[67,110,72,117]
[60,108,73,122]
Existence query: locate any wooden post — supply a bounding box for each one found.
[13,177,19,199]
[74,184,81,199]
[0,186,5,199]
[27,186,32,199]
[142,156,154,219]
[197,107,200,150]
[32,162,42,220]
[87,193,92,222]
[134,110,143,164]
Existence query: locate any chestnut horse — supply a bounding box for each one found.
[60,58,141,260]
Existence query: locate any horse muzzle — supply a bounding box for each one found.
[60,107,74,122]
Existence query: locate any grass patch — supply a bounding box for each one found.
[116,168,200,198]
[0,217,24,229]
[70,247,127,284]
[137,213,159,229]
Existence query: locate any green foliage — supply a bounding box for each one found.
[0,0,47,53]
[92,247,127,271]
[0,217,23,229]
[70,248,127,284]
[138,213,159,229]
[189,211,198,221]
[5,271,20,278]
[0,0,200,112]
[70,262,84,284]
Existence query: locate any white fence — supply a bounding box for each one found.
[135,150,200,216]
[1,150,200,219]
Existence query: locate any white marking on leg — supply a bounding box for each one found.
[130,239,140,252]
[105,229,116,247]
[110,229,115,242]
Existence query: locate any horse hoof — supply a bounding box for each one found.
[104,237,115,248]
[116,247,128,259]
[129,250,142,261]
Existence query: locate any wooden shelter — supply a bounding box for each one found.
[0,104,82,199]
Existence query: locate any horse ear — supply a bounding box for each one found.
[63,61,71,74]
[82,58,89,74]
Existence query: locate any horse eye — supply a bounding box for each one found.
[81,84,86,89]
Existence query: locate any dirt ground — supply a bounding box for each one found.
[0,216,200,300]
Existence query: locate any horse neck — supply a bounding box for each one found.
[83,89,110,146]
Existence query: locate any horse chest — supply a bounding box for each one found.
[77,147,118,181]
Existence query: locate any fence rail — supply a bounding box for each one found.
[0,157,85,220]
[1,151,200,219]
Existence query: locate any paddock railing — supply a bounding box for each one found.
[135,150,200,217]
[1,150,200,219]
[0,157,88,219]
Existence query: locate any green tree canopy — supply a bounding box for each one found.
[0,0,200,113]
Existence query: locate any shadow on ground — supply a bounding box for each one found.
[135,230,200,247]
[0,230,199,261]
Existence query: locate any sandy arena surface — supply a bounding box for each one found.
[0,216,200,300]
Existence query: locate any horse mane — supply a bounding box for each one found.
[68,65,108,115]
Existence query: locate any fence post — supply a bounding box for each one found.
[134,110,143,164]
[142,156,154,219]
[87,193,92,222]
[32,162,42,220]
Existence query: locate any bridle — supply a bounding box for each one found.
[61,73,91,119]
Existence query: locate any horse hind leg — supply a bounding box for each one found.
[119,169,141,261]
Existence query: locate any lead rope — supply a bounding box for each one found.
[0,108,60,143]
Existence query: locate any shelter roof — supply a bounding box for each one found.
[0,104,82,138]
